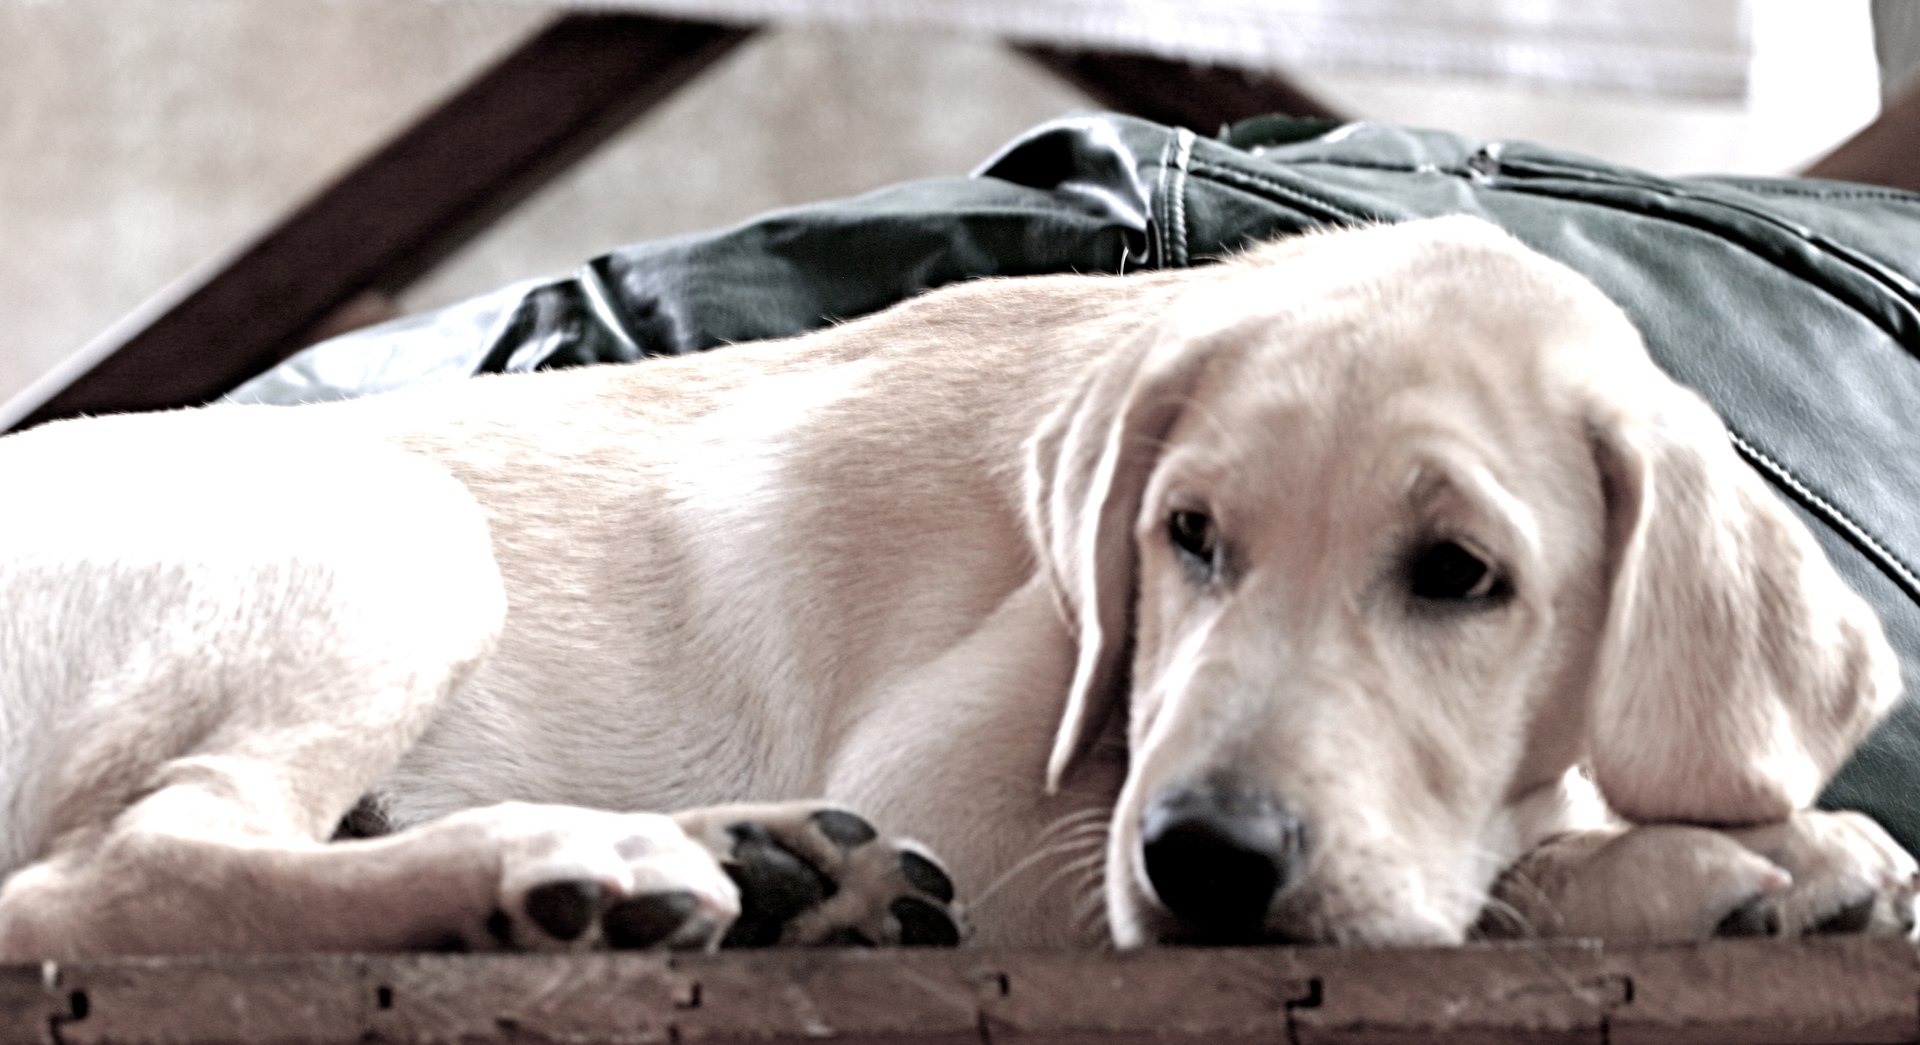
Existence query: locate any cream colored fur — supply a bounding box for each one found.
[0,218,1910,958]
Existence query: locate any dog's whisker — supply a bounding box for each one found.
[1032,848,1109,901]
[970,814,1108,910]
[1046,822,1113,846]
[1033,808,1109,839]
[1070,877,1105,915]
[1071,887,1112,942]
[970,847,1078,911]
[1050,832,1111,861]
[1024,812,1110,857]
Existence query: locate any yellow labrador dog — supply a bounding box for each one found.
[1,218,1914,959]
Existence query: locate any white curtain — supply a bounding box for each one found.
[483,0,1755,98]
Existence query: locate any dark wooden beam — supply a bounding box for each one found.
[4,937,1917,1044]
[1018,47,1343,132]
[2,13,753,433]
[1804,81,1920,192]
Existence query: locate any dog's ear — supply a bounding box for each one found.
[1026,326,1214,793]
[1584,380,1900,824]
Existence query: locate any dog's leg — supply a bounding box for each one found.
[1486,811,1920,943]
[0,800,749,958]
[1,794,960,958]
[0,431,732,959]
[0,459,747,958]
[0,422,966,958]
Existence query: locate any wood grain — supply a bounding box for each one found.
[4,939,1917,1045]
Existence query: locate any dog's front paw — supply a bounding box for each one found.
[1489,811,1919,944]
[672,802,966,948]
[476,804,743,952]
[1713,810,1919,939]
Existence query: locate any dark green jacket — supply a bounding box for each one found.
[235,114,1920,853]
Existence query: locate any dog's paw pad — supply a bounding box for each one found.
[890,896,963,946]
[673,801,968,948]
[605,890,708,949]
[525,880,602,942]
[1810,895,1878,936]
[1714,897,1782,938]
[721,824,837,947]
[819,926,877,947]
[506,881,721,951]
[811,809,879,848]
[478,804,739,951]
[1725,811,1920,939]
[899,850,955,904]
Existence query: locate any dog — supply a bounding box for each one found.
[1,217,1914,960]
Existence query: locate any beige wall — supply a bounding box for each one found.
[403,25,1093,315]
[0,0,1881,405]
[0,1,541,401]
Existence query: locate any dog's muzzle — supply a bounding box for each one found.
[1139,778,1305,942]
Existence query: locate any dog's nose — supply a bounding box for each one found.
[1140,782,1304,939]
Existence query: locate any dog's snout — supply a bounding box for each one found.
[1140,782,1304,939]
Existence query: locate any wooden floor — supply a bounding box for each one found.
[5,935,1917,1044]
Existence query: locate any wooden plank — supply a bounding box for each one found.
[0,13,753,433]
[1804,82,1920,193]
[1291,942,1621,1045]
[1606,936,1920,1045]
[975,948,1311,1044]
[19,956,368,1045]
[1017,47,1342,131]
[370,953,681,1045]
[4,940,1918,1045]
[674,950,981,1045]
[0,963,54,1045]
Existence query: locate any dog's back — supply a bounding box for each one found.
[0,268,1172,851]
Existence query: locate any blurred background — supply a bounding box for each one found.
[0,0,1906,406]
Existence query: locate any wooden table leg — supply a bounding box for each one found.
[1804,81,1920,192]
[1018,47,1342,131]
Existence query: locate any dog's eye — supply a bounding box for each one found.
[1410,540,1501,602]
[1168,509,1218,570]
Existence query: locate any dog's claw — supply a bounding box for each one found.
[1810,895,1879,936]
[811,809,879,848]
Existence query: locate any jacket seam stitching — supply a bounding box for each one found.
[1167,129,1195,266]
[1187,160,1377,225]
[1731,185,1920,205]
[1728,429,1920,605]
[1151,133,1176,265]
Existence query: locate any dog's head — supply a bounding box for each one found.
[1025,217,1900,946]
